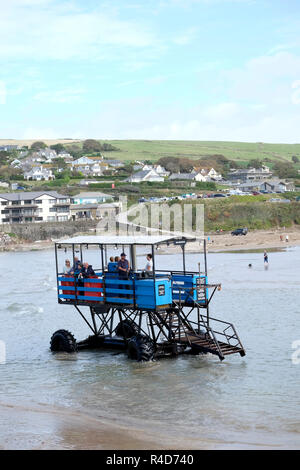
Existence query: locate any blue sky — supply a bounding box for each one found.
[1,0,300,142]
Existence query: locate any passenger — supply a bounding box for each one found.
[143,253,153,278]
[80,262,95,277]
[75,263,85,296]
[63,259,72,274]
[118,253,130,297]
[109,256,114,262]
[71,256,81,272]
[114,256,120,262]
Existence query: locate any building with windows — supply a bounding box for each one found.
[227,166,272,182]
[72,192,113,205]
[24,166,54,181]
[0,191,71,224]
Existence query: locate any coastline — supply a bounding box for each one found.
[0,401,293,450]
[2,228,300,254]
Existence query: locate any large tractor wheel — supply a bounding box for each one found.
[115,319,139,339]
[127,335,155,362]
[50,329,77,353]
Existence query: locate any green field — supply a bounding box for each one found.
[90,140,300,163]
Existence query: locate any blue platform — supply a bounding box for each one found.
[57,271,207,308]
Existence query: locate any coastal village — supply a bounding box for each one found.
[0,140,299,232]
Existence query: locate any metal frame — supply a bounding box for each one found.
[53,236,245,361]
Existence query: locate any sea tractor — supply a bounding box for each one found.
[51,235,246,362]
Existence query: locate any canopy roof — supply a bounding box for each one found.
[57,235,196,246]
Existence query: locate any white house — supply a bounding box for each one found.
[10,159,22,168]
[37,149,57,161]
[24,166,54,181]
[199,167,222,181]
[126,169,164,183]
[72,156,95,167]
[169,172,207,182]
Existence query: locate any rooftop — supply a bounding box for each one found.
[73,192,114,198]
[57,235,196,246]
[0,191,69,201]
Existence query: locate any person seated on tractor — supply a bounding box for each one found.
[63,259,72,274]
[118,253,130,297]
[143,253,153,278]
[81,262,95,278]
[108,257,118,272]
[75,262,85,295]
[71,256,81,272]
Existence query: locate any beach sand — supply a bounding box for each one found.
[0,401,287,450]
[0,401,214,450]
[2,227,300,254]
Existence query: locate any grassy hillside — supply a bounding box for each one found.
[2,139,300,164]
[97,140,300,164]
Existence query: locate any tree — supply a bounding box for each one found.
[68,144,83,159]
[247,159,262,169]
[31,141,47,150]
[52,157,68,169]
[101,142,119,151]
[292,155,299,164]
[0,151,9,165]
[50,143,65,153]
[273,162,298,178]
[157,157,180,173]
[179,158,194,173]
[82,139,102,153]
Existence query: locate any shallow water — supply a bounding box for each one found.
[0,247,299,448]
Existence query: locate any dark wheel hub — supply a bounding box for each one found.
[127,335,155,362]
[50,329,77,353]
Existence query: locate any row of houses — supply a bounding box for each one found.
[10,149,125,181]
[0,191,120,225]
[126,165,222,183]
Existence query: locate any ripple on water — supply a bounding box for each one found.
[6,303,44,316]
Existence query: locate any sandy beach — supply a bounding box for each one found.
[2,227,300,254]
[0,401,288,450]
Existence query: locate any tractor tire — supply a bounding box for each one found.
[50,329,77,353]
[115,319,139,339]
[127,335,155,362]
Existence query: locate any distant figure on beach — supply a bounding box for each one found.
[280,235,283,242]
[248,263,252,268]
[264,250,268,264]
[286,235,289,243]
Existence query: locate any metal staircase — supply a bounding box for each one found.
[171,301,246,361]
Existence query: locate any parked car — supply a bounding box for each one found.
[270,198,291,203]
[212,193,227,198]
[231,228,248,236]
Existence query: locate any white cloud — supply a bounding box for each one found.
[0,1,161,61]
[22,127,59,139]
[77,51,300,143]
[33,88,86,103]
[173,27,199,45]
